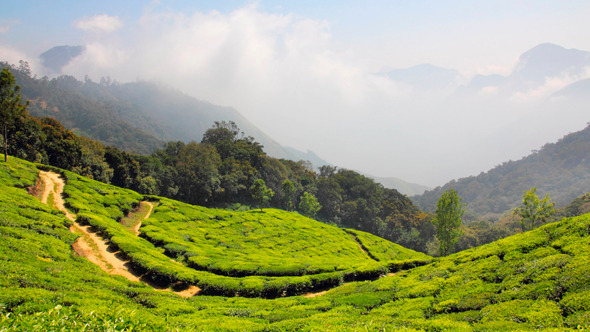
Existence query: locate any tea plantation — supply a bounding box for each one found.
[1,156,589,331]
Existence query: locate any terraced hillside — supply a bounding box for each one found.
[1,156,590,330]
[25,157,431,298]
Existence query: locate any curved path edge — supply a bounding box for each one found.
[38,171,199,297]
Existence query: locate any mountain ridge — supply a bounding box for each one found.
[412,124,590,216]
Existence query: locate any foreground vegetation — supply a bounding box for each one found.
[1,155,590,330]
[56,161,429,297]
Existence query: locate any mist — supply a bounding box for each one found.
[3,2,590,187]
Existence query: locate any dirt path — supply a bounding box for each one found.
[132,201,154,235]
[38,171,199,297]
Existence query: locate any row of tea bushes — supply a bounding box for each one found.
[140,196,429,278]
[2,156,589,330]
[60,172,426,297]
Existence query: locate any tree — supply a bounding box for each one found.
[282,180,297,211]
[433,189,464,256]
[250,179,274,211]
[0,67,27,162]
[299,192,321,218]
[514,187,555,231]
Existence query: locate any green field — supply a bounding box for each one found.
[141,197,428,277]
[1,156,590,330]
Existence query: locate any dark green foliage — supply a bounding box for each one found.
[0,67,28,162]
[250,179,274,211]
[559,192,590,218]
[514,187,555,231]
[414,124,590,218]
[434,189,465,256]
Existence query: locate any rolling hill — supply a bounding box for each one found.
[2,155,590,330]
[412,124,590,217]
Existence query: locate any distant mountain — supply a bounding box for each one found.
[553,77,590,99]
[412,124,590,216]
[459,43,590,97]
[511,43,590,83]
[366,174,431,196]
[40,45,85,73]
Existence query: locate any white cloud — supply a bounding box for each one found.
[74,14,123,33]
[0,44,38,69]
[511,67,590,102]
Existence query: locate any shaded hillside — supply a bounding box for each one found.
[7,58,329,167]
[413,124,590,216]
[2,156,590,330]
[367,174,431,196]
[4,62,166,155]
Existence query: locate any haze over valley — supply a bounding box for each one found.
[3,1,590,187]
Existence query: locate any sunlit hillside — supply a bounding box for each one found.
[1,155,590,330]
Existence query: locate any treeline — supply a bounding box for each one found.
[5,115,431,250]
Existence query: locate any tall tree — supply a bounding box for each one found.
[299,191,321,218]
[282,180,297,211]
[433,189,465,256]
[514,187,555,231]
[250,179,274,211]
[0,68,27,162]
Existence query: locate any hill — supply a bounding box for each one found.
[367,173,431,196]
[6,59,330,167]
[412,124,590,217]
[2,155,590,330]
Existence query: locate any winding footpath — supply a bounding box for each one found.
[38,171,390,299]
[38,171,199,297]
[132,201,154,235]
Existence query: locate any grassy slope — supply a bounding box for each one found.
[1,156,589,331]
[57,168,430,298]
[141,197,428,277]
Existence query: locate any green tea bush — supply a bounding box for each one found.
[4,157,590,330]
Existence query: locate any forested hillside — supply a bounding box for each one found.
[3,61,329,167]
[413,124,590,217]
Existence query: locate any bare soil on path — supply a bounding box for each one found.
[132,201,154,235]
[38,171,199,297]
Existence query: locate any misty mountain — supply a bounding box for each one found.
[553,77,590,99]
[366,174,431,196]
[384,43,590,99]
[510,43,590,84]
[40,45,85,73]
[9,57,331,167]
[460,43,590,97]
[412,124,590,217]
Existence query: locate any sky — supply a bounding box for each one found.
[2,1,590,187]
